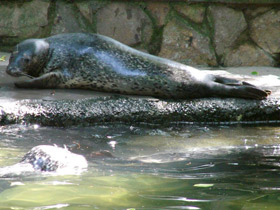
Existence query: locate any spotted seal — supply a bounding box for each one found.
[6,33,270,99]
[0,145,88,177]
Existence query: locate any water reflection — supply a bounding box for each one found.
[0,124,280,209]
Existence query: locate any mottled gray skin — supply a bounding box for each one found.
[0,145,88,177]
[6,33,270,99]
[20,145,87,172]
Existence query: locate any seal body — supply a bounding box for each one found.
[6,33,270,99]
[20,145,88,172]
[0,145,88,177]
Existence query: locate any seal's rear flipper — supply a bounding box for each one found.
[213,76,271,100]
[230,85,271,99]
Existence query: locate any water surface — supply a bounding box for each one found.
[1,123,280,209]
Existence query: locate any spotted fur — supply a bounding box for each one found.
[6,33,270,99]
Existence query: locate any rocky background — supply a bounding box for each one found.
[0,0,279,67]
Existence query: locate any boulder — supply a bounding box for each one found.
[223,43,276,66]
[159,17,217,66]
[250,9,280,54]
[0,0,49,38]
[96,3,153,46]
[207,5,247,57]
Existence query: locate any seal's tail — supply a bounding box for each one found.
[213,76,271,100]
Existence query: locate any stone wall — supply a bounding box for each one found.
[0,0,279,67]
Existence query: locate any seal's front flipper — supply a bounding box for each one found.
[213,75,271,100]
[15,72,63,89]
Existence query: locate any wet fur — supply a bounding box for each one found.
[6,33,270,99]
[0,145,87,177]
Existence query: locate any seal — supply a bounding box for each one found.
[6,33,270,99]
[0,145,88,177]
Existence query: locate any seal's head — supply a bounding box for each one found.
[6,39,49,78]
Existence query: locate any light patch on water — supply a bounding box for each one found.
[228,162,239,166]
[41,181,75,186]
[130,153,189,163]
[10,182,25,186]
[108,140,117,150]
[168,206,201,209]
[129,146,238,163]
[33,124,40,130]
[141,195,214,203]
[33,203,69,210]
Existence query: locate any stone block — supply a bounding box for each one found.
[96,3,153,46]
[223,43,276,66]
[0,0,49,38]
[250,9,280,54]
[159,17,217,66]
[76,1,107,25]
[51,1,90,35]
[207,5,247,57]
[173,3,206,23]
[244,6,272,19]
[146,2,170,26]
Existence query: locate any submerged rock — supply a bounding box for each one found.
[0,145,88,177]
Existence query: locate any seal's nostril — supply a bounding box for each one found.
[6,66,20,76]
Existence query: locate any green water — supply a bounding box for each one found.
[1,124,280,209]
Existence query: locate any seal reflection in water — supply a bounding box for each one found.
[6,33,270,99]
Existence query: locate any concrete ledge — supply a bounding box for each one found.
[0,95,280,127]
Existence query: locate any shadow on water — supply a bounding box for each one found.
[0,124,280,209]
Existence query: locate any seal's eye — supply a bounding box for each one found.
[23,57,31,64]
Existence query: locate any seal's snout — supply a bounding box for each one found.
[6,65,22,77]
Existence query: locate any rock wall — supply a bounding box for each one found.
[0,0,279,67]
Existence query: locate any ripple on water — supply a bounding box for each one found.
[0,124,280,209]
